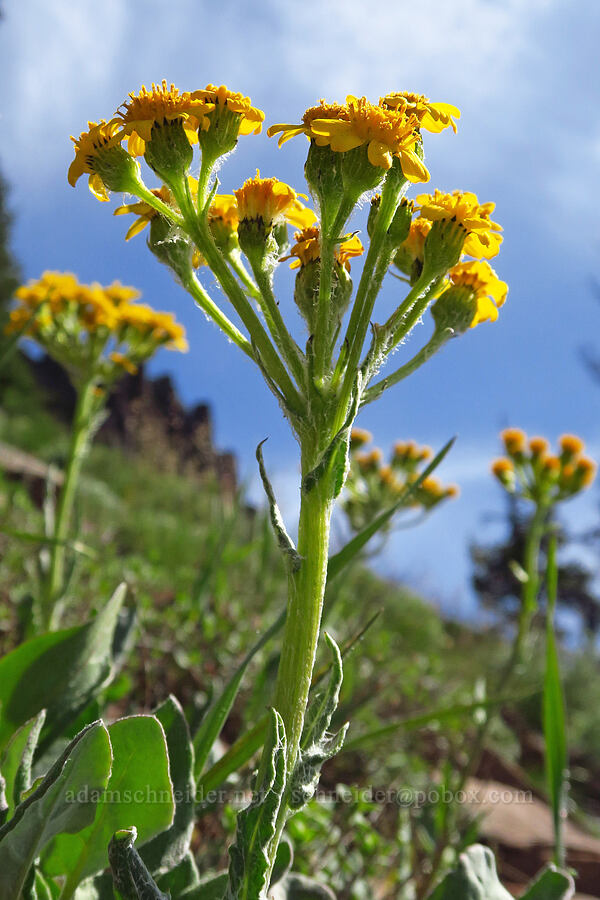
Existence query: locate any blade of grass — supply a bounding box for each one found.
[543,534,568,868]
[327,437,455,580]
[193,608,286,780]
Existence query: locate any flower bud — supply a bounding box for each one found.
[143,118,194,184]
[431,284,477,335]
[92,146,141,195]
[421,217,467,280]
[148,214,195,280]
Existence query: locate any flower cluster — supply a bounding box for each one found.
[7,271,186,383]
[342,429,458,532]
[491,429,596,503]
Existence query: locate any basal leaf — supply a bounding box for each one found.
[0,721,112,898]
[43,715,174,888]
[0,584,129,754]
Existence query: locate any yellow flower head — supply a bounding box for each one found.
[529,436,549,457]
[68,120,125,201]
[117,304,188,351]
[559,434,585,457]
[115,80,211,155]
[350,427,373,449]
[380,92,460,134]
[416,190,503,259]
[447,260,508,327]
[208,194,240,231]
[234,172,317,229]
[267,100,350,146]
[501,427,527,456]
[308,96,429,180]
[282,226,364,270]
[191,84,264,136]
[114,185,174,240]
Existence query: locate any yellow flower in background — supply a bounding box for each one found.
[67,120,125,200]
[380,92,460,134]
[234,172,317,229]
[114,80,210,156]
[267,100,350,146]
[282,226,364,270]
[416,190,503,259]
[447,260,508,327]
[191,84,265,135]
[492,430,596,499]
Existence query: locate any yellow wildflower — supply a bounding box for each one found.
[68,120,125,201]
[350,427,373,449]
[110,352,138,375]
[416,190,503,259]
[529,437,549,457]
[267,100,350,146]
[234,172,317,229]
[447,260,508,327]
[191,84,264,135]
[559,434,585,457]
[309,96,428,180]
[501,428,527,456]
[114,80,210,156]
[282,226,364,270]
[380,92,460,134]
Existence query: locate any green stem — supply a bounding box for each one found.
[42,377,98,630]
[253,266,306,390]
[183,272,254,360]
[334,175,406,430]
[313,197,356,383]
[361,330,451,407]
[227,250,262,300]
[171,181,305,417]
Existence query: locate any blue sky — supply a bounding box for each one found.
[2,0,600,615]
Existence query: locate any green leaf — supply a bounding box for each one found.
[271,873,336,899]
[155,851,201,895]
[43,715,174,888]
[0,721,112,898]
[543,536,568,868]
[271,837,293,886]
[328,437,455,579]
[194,609,286,780]
[226,709,287,900]
[141,696,195,874]
[0,583,130,754]
[108,826,169,899]
[427,844,513,899]
[0,710,46,820]
[256,440,301,572]
[177,870,228,899]
[289,634,348,811]
[521,865,575,899]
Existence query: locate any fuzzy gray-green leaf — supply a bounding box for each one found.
[428,844,513,899]
[289,634,347,811]
[226,708,287,900]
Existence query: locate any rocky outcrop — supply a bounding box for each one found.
[24,353,236,496]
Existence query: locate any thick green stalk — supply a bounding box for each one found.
[42,378,98,630]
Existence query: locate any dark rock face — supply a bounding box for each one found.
[25,353,236,496]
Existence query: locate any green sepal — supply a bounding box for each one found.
[0,710,46,821]
[148,214,196,282]
[144,118,194,184]
[421,217,466,280]
[92,146,141,195]
[225,709,287,900]
[431,285,477,336]
[198,104,243,159]
[341,145,385,199]
[304,142,344,226]
[108,827,169,900]
[288,634,347,811]
[256,440,302,572]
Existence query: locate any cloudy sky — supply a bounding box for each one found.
[2,0,599,615]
